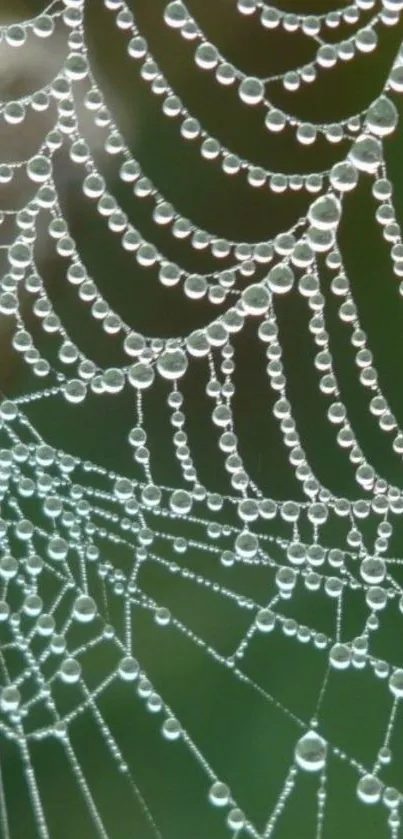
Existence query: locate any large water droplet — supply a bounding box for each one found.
[330,160,358,192]
[209,781,230,807]
[357,774,382,804]
[295,731,327,771]
[164,0,187,27]
[73,595,96,623]
[118,657,139,681]
[27,155,51,183]
[1,686,21,712]
[169,489,192,515]
[366,95,398,137]
[239,76,265,105]
[349,135,383,173]
[241,284,270,315]
[128,362,154,389]
[360,557,386,584]
[162,717,182,740]
[157,348,188,380]
[267,263,294,294]
[308,194,341,230]
[60,658,81,684]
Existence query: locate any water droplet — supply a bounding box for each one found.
[8,242,32,268]
[157,348,188,380]
[184,274,208,300]
[164,1,187,27]
[357,774,382,804]
[360,557,386,584]
[27,155,51,184]
[83,173,105,199]
[265,108,286,132]
[73,595,96,623]
[195,42,219,70]
[128,362,154,389]
[235,531,258,558]
[0,686,21,712]
[5,23,27,47]
[60,658,81,684]
[209,781,230,807]
[162,717,181,740]
[169,489,192,515]
[186,329,210,357]
[256,608,276,631]
[63,380,87,403]
[239,76,265,105]
[389,668,403,697]
[118,657,139,681]
[65,52,89,81]
[366,96,398,137]
[308,194,341,230]
[295,731,327,772]
[155,607,171,626]
[267,263,294,294]
[4,102,25,124]
[241,284,270,315]
[349,135,383,173]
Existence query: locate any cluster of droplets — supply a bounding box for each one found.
[2,0,403,836]
[1,396,403,837]
[162,0,402,144]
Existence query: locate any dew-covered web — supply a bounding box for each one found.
[2,0,403,837]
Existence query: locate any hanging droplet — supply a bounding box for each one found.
[366,95,398,137]
[157,348,188,380]
[8,242,32,268]
[256,608,276,632]
[4,101,25,124]
[60,658,82,684]
[241,284,270,315]
[162,717,182,740]
[128,362,154,389]
[209,781,230,807]
[356,774,382,804]
[195,42,219,71]
[389,668,403,697]
[164,1,187,28]
[235,531,258,558]
[295,730,327,772]
[239,76,265,105]
[65,52,89,81]
[169,489,192,515]
[349,135,383,173]
[308,194,341,230]
[265,109,286,132]
[63,380,87,403]
[186,329,210,357]
[72,595,97,623]
[27,155,52,184]
[360,557,386,584]
[118,657,139,681]
[227,808,245,830]
[0,686,21,712]
[355,27,377,54]
[330,161,358,192]
[5,23,27,47]
[267,263,294,294]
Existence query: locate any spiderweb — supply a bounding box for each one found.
[1,0,403,836]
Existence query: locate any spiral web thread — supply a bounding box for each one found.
[2,0,403,837]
